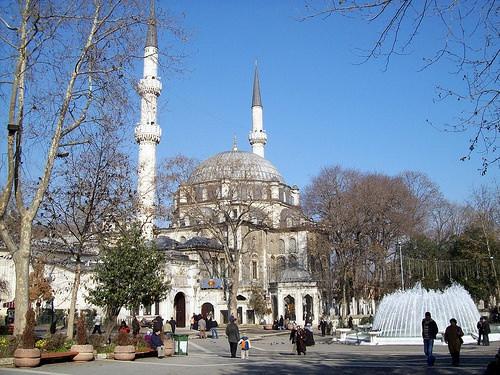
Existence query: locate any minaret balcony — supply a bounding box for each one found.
[137,77,162,96]
[248,129,267,144]
[135,124,162,144]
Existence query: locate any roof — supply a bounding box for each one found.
[279,267,313,283]
[145,0,157,48]
[252,66,262,107]
[187,150,284,184]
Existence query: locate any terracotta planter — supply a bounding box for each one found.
[164,340,174,357]
[14,348,41,368]
[114,345,135,361]
[71,344,94,362]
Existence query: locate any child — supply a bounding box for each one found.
[238,336,251,359]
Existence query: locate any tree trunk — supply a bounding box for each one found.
[66,263,82,340]
[104,315,118,343]
[227,257,240,321]
[13,221,32,335]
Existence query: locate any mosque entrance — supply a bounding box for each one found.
[201,302,214,319]
[174,292,186,327]
[284,295,296,321]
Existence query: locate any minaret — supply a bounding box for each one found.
[135,0,162,240]
[248,65,267,158]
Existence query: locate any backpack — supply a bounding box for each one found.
[241,340,249,350]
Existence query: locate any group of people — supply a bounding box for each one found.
[225,315,252,359]
[190,313,219,339]
[289,323,315,355]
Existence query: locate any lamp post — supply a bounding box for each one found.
[398,242,404,291]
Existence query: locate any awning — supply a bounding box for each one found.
[2,301,14,309]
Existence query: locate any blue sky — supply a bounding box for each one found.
[1,2,496,214]
[146,0,497,204]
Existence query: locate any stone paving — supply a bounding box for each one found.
[1,329,498,375]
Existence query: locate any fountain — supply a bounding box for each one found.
[365,283,482,345]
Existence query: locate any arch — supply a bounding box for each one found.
[174,292,186,327]
[289,238,297,253]
[277,256,286,275]
[180,236,186,244]
[289,255,298,268]
[284,295,296,321]
[236,295,247,301]
[201,302,214,319]
[303,294,313,322]
[278,239,285,253]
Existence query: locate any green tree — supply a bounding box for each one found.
[248,286,271,323]
[86,226,170,338]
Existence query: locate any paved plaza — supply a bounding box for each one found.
[0,330,498,375]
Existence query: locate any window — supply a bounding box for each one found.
[279,239,285,253]
[144,303,152,315]
[289,238,297,253]
[180,236,186,244]
[212,258,219,277]
[289,255,298,268]
[252,260,258,280]
[154,301,160,315]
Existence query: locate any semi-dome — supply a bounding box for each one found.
[188,150,284,184]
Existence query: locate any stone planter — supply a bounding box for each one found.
[164,339,174,357]
[14,348,41,368]
[71,344,94,361]
[114,345,135,361]
[263,324,273,330]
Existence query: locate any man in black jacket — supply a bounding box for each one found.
[422,312,439,366]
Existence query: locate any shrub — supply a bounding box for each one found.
[0,336,18,358]
[43,334,67,352]
[76,314,88,345]
[20,308,36,349]
[114,331,131,346]
[88,334,106,350]
[132,335,149,351]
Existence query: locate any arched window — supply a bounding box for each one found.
[289,255,298,268]
[278,239,285,253]
[252,260,258,280]
[277,256,286,273]
[180,236,186,244]
[289,238,297,253]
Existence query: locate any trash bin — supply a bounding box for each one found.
[173,334,189,355]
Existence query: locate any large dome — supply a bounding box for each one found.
[188,150,284,184]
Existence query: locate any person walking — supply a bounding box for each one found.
[422,311,439,366]
[92,312,102,334]
[238,336,251,359]
[132,316,141,337]
[225,316,240,358]
[169,317,177,335]
[198,316,207,338]
[296,326,306,355]
[209,318,219,339]
[278,315,284,330]
[444,318,464,366]
[319,318,326,337]
[289,324,297,353]
[479,316,491,346]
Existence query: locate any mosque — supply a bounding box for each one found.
[0,2,323,328]
[134,3,321,327]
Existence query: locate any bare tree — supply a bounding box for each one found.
[302,1,499,173]
[468,183,500,299]
[39,129,134,339]
[0,0,182,334]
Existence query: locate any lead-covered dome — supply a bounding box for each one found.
[188,150,284,184]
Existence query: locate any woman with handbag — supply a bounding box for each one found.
[444,318,464,366]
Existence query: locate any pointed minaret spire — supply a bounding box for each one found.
[145,0,157,48]
[252,63,262,107]
[135,0,162,240]
[232,135,238,151]
[249,63,267,158]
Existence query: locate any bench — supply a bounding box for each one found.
[135,348,157,358]
[40,351,78,364]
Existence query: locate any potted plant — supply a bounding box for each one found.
[71,314,94,361]
[14,308,41,368]
[114,331,135,361]
[163,334,174,357]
